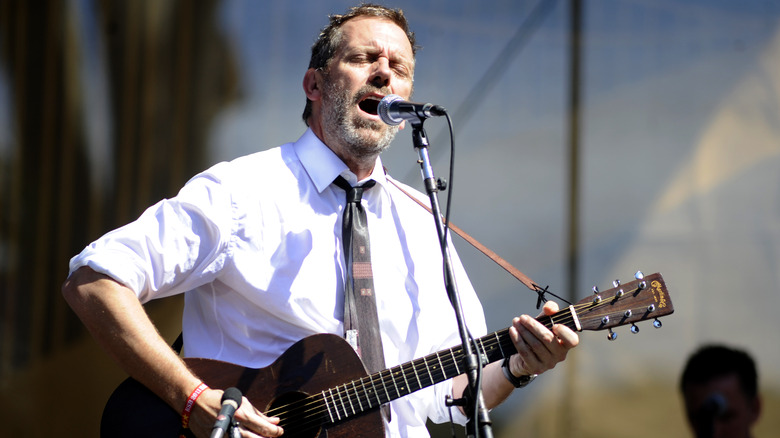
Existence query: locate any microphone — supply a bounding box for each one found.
[701,392,727,418]
[210,387,242,438]
[377,94,446,126]
[696,393,727,438]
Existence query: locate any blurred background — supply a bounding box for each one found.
[1,0,779,436]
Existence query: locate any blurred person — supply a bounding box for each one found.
[680,344,761,438]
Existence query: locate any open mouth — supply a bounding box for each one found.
[358,96,380,116]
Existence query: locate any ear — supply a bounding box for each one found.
[303,68,323,101]
[750,395,762,425]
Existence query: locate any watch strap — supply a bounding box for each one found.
[501,357,537,388]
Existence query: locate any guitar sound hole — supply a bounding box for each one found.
[268,391,322,438]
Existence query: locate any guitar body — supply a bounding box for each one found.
[101,334,384,438]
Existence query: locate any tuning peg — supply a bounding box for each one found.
[630,324,640,334]
[653,318,663,329]
[592,296,602,304]
[613,279,621,287]
[592,287,602,303]
[635,271,646,289]
[607,329,617,341]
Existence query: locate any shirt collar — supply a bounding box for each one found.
[294,128,389,192]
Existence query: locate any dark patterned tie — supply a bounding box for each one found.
[333,175,386,376]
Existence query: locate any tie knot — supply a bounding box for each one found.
[334,175,376,204]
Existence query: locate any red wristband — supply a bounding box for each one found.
[181,382,209,429]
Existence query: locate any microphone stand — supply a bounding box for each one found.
[408,121,493,438]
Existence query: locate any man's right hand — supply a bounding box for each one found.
[188,389,283,438]
[62,268,284,437]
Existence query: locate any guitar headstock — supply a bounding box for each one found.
[573,272,673,340]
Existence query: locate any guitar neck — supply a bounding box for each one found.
[284,272,672,428]
[355,302,592,406]
[316,310,583,424]
[313,327,514,425]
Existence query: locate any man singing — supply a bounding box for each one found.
[63,4,578,437]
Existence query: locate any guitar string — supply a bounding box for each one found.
[538,285,649,331]
[262,291,628,429]
[263,329,518,431]
[268,311,602,431]
[265,351,462,429]
[262,284,650,429]
[267,286,644,430]
[263,341,475,429]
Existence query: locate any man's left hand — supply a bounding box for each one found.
[507,301,579,377]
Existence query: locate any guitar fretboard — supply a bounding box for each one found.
[314,327,513,426]
[265,272,671,433]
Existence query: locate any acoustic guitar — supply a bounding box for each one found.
[101,272,673,438]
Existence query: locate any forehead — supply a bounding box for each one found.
[336,17,414,62]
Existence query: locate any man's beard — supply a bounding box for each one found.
[321,79,400,161]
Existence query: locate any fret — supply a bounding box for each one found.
[494,331,506,358]
[399,364,411,396]
[364,376,373,409]
[322,389,339,423]
[322,390,335,424]
[343,383,356,415]
[327,388,341,421]
[449,348,460,375]
[366,374,378,408]
[476,338,488,365]
[485,336,498,361]
[338,386,348,419]
[422,356,434,387]
[351,380,364,412]
[411,359,423,390]
[378,370,391,404]
[436,351,447,380]
[387,368,401,400]
[488,335,499,354]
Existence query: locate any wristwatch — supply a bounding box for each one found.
[501,357,537,388]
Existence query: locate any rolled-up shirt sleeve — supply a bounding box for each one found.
[69,167,235,303]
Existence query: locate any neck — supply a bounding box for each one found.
[309,124,378,180]
[337,153,376,181]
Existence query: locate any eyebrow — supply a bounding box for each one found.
[346,44,415,68]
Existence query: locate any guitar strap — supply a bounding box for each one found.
[172,332,183,354]
[386,176,548,301]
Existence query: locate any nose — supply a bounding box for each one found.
[369,58,391,88]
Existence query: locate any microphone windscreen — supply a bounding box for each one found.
[222,387,243,406]
[378,94,404,125]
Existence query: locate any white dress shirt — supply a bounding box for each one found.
[70,128,487,437]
